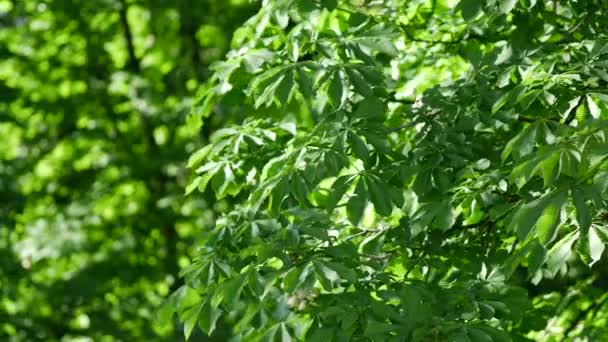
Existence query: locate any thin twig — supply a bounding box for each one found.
[391,97,416,105]
[404,251,426,278]
[361,252,394,261]
[400,24,462,45]
[388,122,418,132]
[388,110,441,132]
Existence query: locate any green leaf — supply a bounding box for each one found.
[400,285,431,322]
[360,231,385,254]
[325,261,357,282]
[587,95,601,119]
[353,26,399,56]
[499,0,518,14]
[497,66,514,88]
[261,324,280,342]
[467,328,492,342]
[364,320,394,336]
[471,325,510,342]
[340,310,358,330]
[347,179,367,224]
[241,49,274,72]
[283,264,314,293]
[285,31,302,63]
[451,331,473,342]
[182,303,203,340]
[462,197,484,226]
[156,301,176,325]
[577,202,605,267]
[501,124,537,160]
[589,92,608,104]
[540,152,560,187]
[216,164,238,198]
[328,70,347,108]
[366,177,393,216]
[365,131,390,154]
[219,273,248,309]
[291,174,310,205]
[325,242,358,259]
[275,70,294,106]
[346,68,373,96]
[502,241,533,278]
[433,201,456,231]
[536,191,566,245]
[518,89,542,110]
[527,240,546,275]
[354,97,386,119]
[186,176,203,196]
[252,68,288,108]
[321,0,337,10]
[470,158,490,171]
[250,177,281,212]
[478,302,495,319]
[348,132,370,165]
[559,150,580,177]
[495,44,512,65]
[575,100,589,122]
[198,303,221,335]
[279,323,293,342]
[589,227,606,266]
[313,260,340,291]
[546,231,578,278]
[458,0,482,21]
[187,145,212,168]
[297,68,314,98]
[508,193,552,241]
[273,9,289,29]
[307,326,335,342]
[325,175,351,213]
[411,204,439,236]
[572,188,592,232]
[357,66,385,85]
[593,226,608,244]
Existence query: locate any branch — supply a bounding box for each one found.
[560,294,608,342]
[344,227,389,241]
[361,252,394,261]
[399,24,462,45]
[390,96,416,105]
[117,0,160,153]
[405,251,426,278]
[177,5,203,80]
[388,110,441,132]
[118,0,140,73]
[388,121,418,132]
[428,0,437,21]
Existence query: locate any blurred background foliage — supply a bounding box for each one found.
[0,0,257,340]
[4,0,608,341]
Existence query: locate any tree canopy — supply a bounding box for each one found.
[171,0,608,341]
[2,0,608,341]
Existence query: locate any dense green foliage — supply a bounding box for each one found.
[173,0,608,341]
[0,0,256,340]
[3,0,608,341]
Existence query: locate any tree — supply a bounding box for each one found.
[0,0,255,340]
[173,0,608,340]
